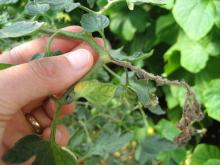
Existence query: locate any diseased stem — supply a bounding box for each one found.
[110,60,192,92]
[110,59,204,145]
[41,23,203,146]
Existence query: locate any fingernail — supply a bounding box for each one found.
[56,128,62,142]
[65,49,93,70]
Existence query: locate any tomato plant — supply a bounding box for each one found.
[0,0,220,164]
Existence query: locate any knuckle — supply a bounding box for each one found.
[29,58,59,84]
[8,47,25,64]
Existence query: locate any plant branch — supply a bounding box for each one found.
[40,28,109,61]
[79,5,97,14]
[110,59,204,145]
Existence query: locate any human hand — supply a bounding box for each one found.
[0,26,103,165]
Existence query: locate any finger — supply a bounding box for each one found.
[42,125,70,146]
[72,37,104,63]
[31,107,52,128]
[43,99,74,119]
[2,111,33,150]
[0,48,94,115]
[0,26,83,64]
[22,97,46,113]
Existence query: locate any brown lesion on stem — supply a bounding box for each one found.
[110,60,204,146]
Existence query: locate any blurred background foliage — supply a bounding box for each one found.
[1,0,220,164]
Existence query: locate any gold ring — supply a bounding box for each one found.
[25,113,43,134]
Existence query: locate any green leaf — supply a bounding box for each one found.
[126,0,165,10]
[25,2,50,15]
[74,80,117,104]
[177,32,209,73]
[173,0,215,40]
[0,63,12,70]
[204,159,220,165]
[214,1,220,28]
[0,0,18,5]
[155,119,180,141]
[87,0,96,8]
[0,21,43,38]
[135,135,177,164]
[157,148,186,165]
[190,144,220,165]
[122,17,136,41]
[64,2,80,12]
[156,14,178,44]
[129,80,151,107]
[203,79,220,121]
[148,104,166,115]
[87,132,132,157]
[110,48,153,61]
[109,7,148,41]
[200,28,220,57]
[3,134,77,165]
[35,0,76,11]
[80,13,109,33]
[163,47,181,76]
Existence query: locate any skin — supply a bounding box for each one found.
[0,26,103,165]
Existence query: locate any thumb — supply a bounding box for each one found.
[0,49,94,115]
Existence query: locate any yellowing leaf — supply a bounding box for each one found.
[75,80,116,104]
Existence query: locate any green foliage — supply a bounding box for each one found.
[190,144,220,165]
[0,0,18,5]
[135,135,177,164]
[1,0,220,164]
[0,21,43,38]
[87,132,132,157]
[155,119,181,141]
[25,2,50,15]
[173,0,216,40]
[80,13,109,33]
[3,135,77,165]
[203,79,220,121]
[204,159,220,165]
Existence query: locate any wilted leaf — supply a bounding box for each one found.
[80,13,109,32]
[3,134,77,165]
[0,21,43,38]
[75,80,117,104]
